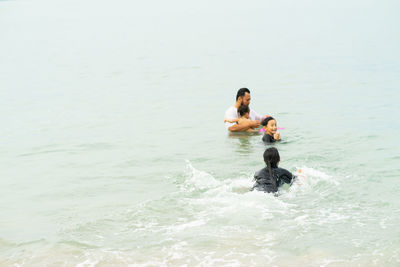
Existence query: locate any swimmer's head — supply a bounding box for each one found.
[236,88,251,106]
[263,147,280,168]
[237,105,250,118]
[262,117,277,135]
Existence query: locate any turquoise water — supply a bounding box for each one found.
[1,0,400,265]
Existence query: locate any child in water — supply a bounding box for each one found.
[252,147,298,193]
[224,105,257,132]
[261,116,281,143]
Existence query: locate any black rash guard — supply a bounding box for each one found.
[262,134,275,143]
[252,167,296,193]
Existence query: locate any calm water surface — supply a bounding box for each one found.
[1,0,400,266]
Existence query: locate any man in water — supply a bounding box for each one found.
[224,88,266,132]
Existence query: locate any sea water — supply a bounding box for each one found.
[1,0,400,266]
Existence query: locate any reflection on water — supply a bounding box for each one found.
[227,131,261,139]
[227,131,261,155]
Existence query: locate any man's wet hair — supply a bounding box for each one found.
[236,88,250,101]
[237,105,250,116]
[261,116,276,126]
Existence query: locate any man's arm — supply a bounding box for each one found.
[228,120,260,132]
[224,118,239,123]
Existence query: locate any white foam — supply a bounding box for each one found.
[76,258,99,267]
[172,220,206,231]
[297,166,339,186]
[183,160,221,191]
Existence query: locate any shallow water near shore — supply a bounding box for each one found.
[1,0,400,266]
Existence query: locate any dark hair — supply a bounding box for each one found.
[236,88,250,101]
[263,147,280,191]
[261,116,276,126]
[237,105,250,116]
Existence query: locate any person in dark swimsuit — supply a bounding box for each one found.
[261,117,281,143]
[262,132,275,143]
[252,147,296,193]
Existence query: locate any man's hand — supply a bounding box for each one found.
[224,118,239,123]
[274,132,281,140]
[251,120,260,128]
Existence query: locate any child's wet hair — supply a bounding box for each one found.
[263,147,280,191]
[237,105,250,116]
[263,147,280,168]
[261,116,276,126]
